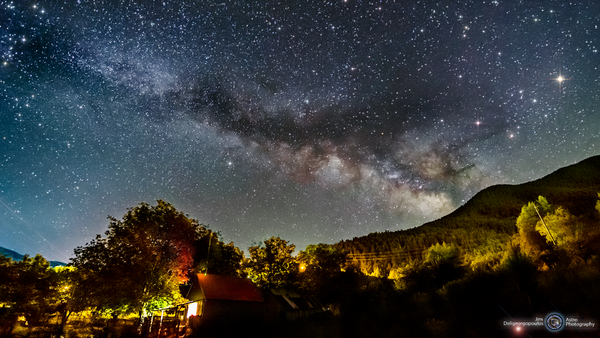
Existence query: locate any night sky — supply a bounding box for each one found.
[1,0,599,262]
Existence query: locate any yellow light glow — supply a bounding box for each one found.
[557,76,564,82]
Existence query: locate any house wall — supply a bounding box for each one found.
[200,299,265,326]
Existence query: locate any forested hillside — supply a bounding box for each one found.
[337,155,600,277]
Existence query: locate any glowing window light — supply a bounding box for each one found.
[186,302,198,318]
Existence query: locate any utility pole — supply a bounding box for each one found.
[533,203,557,246]
[205,230,212,276]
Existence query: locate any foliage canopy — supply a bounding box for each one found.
[243,237,297,289]
[72,200,200,317]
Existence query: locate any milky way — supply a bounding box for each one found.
[1,0,599,261]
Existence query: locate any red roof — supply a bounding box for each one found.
[195,274,264,302]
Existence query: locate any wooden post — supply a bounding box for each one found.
[158,310,164,337]
[148,313,154,333]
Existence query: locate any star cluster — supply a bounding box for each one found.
[1,0,599,261]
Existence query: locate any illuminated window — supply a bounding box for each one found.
[186,302,198,318]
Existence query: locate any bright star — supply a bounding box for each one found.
[552,67,570,94]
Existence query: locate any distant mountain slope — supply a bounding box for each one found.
[337,155,600,275]
[0,246,67,267]
[0,246,24,261]
[422,154,600,232]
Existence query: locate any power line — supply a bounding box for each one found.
[343,235,511,262]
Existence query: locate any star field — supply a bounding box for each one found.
[1,0,599,262]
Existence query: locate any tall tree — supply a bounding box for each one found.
[515,196,553,265]
[297,244,346,300]
[72,200,200,321]
[53,266,78,334]
[538,207,581,247]
[402,242,464,290]
[0,255,59,329]
[243,237,297,289]
[192,228,244,277]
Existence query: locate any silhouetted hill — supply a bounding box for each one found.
[0,246,67,267]
[0,246,24,261]
[337,155,600,276]
[422,154,600,232]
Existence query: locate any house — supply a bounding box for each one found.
[185,273,265,326]
[148,274,327,337]
[148,274,264,336]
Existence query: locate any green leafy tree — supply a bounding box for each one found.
[538,207,582,248]
[192,228,244,277]
[72,200,200,322]
[0,254,19,334]
[17,255,60,326]
[426,242,460,268]
[464,233,509,271]
[297,244,346,299]
[404,242,463,290]
[72,234,130,316]
[243,237,297,289]
[53,266,79,334]
[425,242,463,285]
[580,193,600,261]
[0,254,60,330]
[515,196,553,265]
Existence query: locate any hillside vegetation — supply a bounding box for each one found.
[337,155,600,276]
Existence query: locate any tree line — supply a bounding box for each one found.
[0,200,347,336]
[2,191,600,337]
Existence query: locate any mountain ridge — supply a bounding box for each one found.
[0,246,67,267]
[336,155,600,275]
